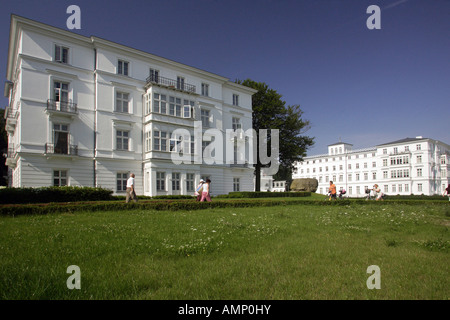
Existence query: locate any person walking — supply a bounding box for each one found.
[329,181,337,200]
[195,179,204,201]
[200,179,212,202]
[443,184,450,201]
[126,173,138,203]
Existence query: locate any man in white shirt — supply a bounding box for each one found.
[126,173,138,203]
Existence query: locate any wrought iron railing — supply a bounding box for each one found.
[47,99,78,113]
[146,74,196,93]
[45,143,78,156]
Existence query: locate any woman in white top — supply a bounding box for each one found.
[200,179,212,202]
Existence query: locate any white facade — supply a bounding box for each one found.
[4,15,257,196]
[293,137,450,197]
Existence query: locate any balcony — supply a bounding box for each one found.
[145,74,196,94]
[4,148,16,168]
[5,107,17,134]
[45,143,78,156]
[46,99,78,115]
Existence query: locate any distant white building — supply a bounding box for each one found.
[293,137,449,197]
[4,15,257,196]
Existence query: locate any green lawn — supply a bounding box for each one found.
[0,201,448,299]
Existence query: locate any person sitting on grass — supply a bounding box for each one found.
[373,184,384,201]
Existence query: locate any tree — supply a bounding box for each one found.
[236,79,314,191]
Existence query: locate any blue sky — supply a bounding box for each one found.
[1,0,449,155]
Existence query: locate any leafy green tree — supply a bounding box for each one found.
[236,79,314,191]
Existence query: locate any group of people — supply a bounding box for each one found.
[195,179,212,202]
[124,173,212,203]
[327,181,384,201]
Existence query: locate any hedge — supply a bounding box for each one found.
[0,186,114,204]
[216,191,311,198]
[1,198,447,217]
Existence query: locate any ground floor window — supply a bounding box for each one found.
[172,172,180,191]
[233,178,240,192]
[156,172,165,191]
[117,172,128,192]
[186,173,195,192]
[53,170,67,186]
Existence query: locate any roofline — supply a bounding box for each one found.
[6,14,256,94]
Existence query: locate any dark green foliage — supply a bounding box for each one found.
[0,186,114,204]
[216,191,311,198]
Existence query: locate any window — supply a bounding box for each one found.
[172,172,180,191]
[405,146,409,152]
[183,100,192,118]
[54,81,69,103]
[176,98,182,117]
[116,92,129,113]
[232,94,239,106]
[169,135,182,153]
[149,68,159,82]
[348,174,352,182]
[417,168,422,177]
[417,183,422,192]
[153,131,167,151]
[232,117,241,130]
[117,173,128,192]
[201,109,210,128]
[364,173,368,181]
[233,178,240,192]
[356,163,359,169]
[186,174,195,192]
[53,124,69,154]
[53,170,68,186]
[156,172,165,191]
[118,60,129,76]
[441,155,447,165]
[416,144,421,151]
[55,45,69,64]
[372,162,376,168]
[383,159,388,166]
[201,83,209,96]
[372,172,377,180]
[393,147,398,154]
[384,185,389,193]
[383,171,388,179]
[383,148,387,155]
[116,130,129,151]
[177,77,185,90]
[153,93,167,114]
[356,173,360,181]
[417,155,422,163]
[348,164,351,170]
[145,131,151,152]
[405,184,409,193]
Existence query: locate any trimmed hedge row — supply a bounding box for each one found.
[0,186,114,204]
[216,191,311,198]
[1,198,447,217]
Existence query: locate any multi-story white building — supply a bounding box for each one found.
[293,137,449,197]
[3,15,257,196]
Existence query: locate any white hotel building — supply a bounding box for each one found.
[293,137,449,197]
[3,15,257,196]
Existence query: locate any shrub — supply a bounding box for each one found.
[216,191,311,198]
[0,186,114,204]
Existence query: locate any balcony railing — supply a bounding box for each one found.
[47,99,78,114]
[146,74,196,94]
[45,143,78,156]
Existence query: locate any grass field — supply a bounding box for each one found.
[0,197,448,300]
